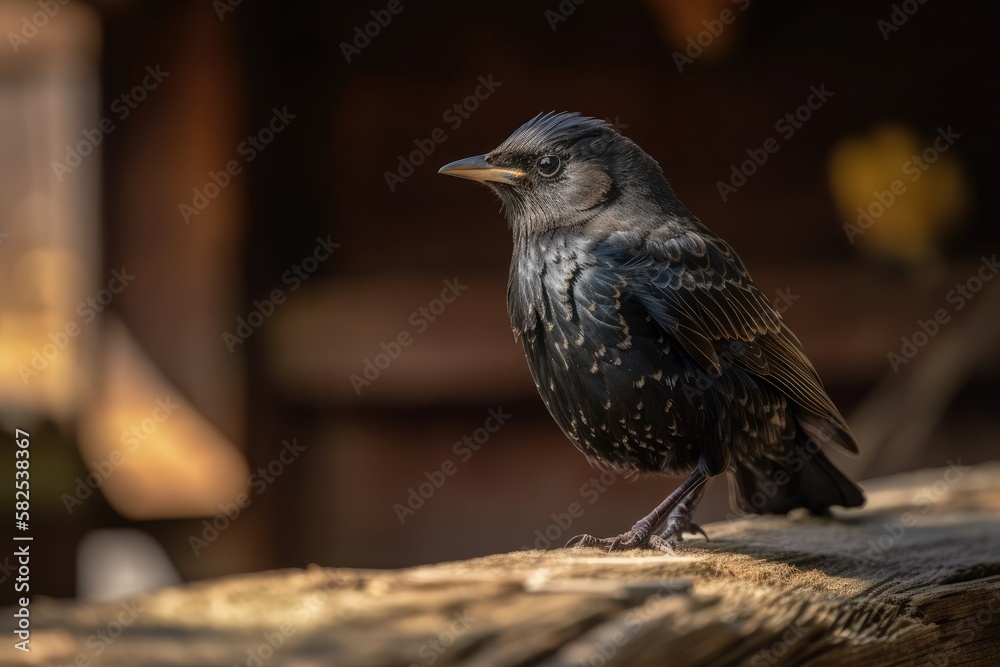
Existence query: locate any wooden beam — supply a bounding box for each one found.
[8,462,999,665]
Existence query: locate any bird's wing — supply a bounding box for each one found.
[594,227,859,454]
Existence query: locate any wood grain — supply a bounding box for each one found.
[5,462,999,666]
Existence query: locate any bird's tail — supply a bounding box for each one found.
[728,446,865,516]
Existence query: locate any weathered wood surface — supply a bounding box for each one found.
[6,462,1000,666]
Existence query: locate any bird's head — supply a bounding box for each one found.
[439,112,676,238]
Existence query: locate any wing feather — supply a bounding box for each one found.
[594,227,859,454]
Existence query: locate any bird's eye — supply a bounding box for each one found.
[536,155,562,177]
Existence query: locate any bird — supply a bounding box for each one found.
[438,112,864,552]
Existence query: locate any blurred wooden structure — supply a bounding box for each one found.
[6,462,998,666]
[4,0,999,599]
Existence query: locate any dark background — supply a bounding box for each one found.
[1,0,997,602]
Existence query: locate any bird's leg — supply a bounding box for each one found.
[652,480,709,548]
[566,470,708,553]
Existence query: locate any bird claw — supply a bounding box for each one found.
[564,527,659,553]
[690,523,710,541]
[563,528,694,554]
[565,533,609,549]
[609,528,650,550]
[646,534,677,554]
[656,519,709,545]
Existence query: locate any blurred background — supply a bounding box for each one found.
[0,0,998,602]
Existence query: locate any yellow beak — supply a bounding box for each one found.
[438,155,525,184]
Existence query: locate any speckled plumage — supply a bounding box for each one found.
[440,112,864,551]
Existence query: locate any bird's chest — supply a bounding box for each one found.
[509,242,632,368]
[508,246,696,472]
[509,242,657,379]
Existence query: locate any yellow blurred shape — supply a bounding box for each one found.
[0,247,89,418]
[13,245,88,309]
[0,312,81,418]
[79,318,250,520]
[828,124,969,266]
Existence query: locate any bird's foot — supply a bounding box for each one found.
[564,472,711,555]
[651,477,710,546]
[655,514,709,546]
[565,526,675,554]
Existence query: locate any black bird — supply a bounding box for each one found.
[439,112,864,551]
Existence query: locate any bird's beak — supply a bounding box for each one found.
[438,155,525,184]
